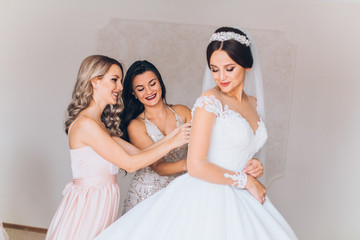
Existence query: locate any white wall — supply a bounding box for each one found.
[1,0,359,239]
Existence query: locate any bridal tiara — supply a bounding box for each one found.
[209,32,251,47]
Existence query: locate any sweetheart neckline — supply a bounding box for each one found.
[225,108,263,135]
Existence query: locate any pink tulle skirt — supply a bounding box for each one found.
[46,175,119,240]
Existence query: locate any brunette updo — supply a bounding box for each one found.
[206,27,253,68]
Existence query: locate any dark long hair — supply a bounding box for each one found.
[119,60,167,142]
[206,27,253,68]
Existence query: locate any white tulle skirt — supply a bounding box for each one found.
[96,174,297,240]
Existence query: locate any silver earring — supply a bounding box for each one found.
[94,86,98,91]
[134,95,137,99]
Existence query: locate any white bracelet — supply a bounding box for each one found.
[224,171,248,189]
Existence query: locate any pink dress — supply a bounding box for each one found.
[46,138,120,239]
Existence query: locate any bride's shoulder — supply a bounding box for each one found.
[192,89,224,116]
[195,88,219,101]
[195,88,224,105]
[200,88,221,98]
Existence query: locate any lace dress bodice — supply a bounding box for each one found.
[192,95,268,171]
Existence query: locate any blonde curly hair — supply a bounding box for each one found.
[65,55,124,137]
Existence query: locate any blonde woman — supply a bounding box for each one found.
[45,55,190,240]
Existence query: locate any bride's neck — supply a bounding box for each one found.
[223,87,247,103]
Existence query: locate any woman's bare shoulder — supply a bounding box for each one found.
[128,117,146,132]
[171,104,192,122]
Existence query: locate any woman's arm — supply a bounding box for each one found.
[70,117,190,173]
[187,93,266,204]
[127,118,187,176]
[111,122,190,155]
[149,159,187,176]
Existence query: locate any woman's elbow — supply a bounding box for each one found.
[187,164,201,178]
[125,167,138,173]
[120,162,138,173]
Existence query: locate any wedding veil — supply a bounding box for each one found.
[202,28,267,183]
[202,28,265,121]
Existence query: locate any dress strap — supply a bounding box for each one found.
[68,116,83,135]
[167,105,184,125]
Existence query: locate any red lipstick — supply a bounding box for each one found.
[220,82,230,87]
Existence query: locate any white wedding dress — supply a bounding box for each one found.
[96,95,297,240]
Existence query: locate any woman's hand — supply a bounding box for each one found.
[245,175,266,204]
[168,123,191,148]
[243,158,263,178]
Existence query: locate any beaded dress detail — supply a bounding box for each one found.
[97,95,297,240]
[122,106,187,214]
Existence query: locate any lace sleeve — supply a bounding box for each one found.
[191,95,223,118]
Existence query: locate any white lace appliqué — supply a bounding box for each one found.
[224,171,248,189]
[192,95,223,117]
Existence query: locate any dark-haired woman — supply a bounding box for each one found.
[96,28,297,240]
[120,60,263,214]
[45,55,190,240]
[120,60,191,213]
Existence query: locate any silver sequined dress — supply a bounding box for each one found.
[122,106,187,214]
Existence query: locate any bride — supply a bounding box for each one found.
[95,27,297,240]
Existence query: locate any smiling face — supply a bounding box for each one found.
[94,64,123,105]
[132,70,162,107]
[209,50,248,95]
